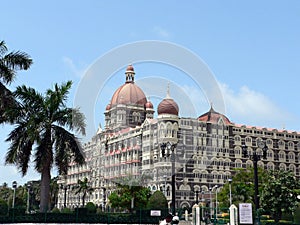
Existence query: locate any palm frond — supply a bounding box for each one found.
[53,125,85,175]
[0,41,8,55]
[0,62,15,84]
[3,51,33,70]
[5,124,33,176]
[53,107,86,135]
[34,129,53,173]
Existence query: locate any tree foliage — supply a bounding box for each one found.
[147,190,167,210]
[4,81,86,212]
[0,40,32,123]
[74,177,94,207]
[108,175,151,211]
[218,168,266,208]
[260,170,300,223]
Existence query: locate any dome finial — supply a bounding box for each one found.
[166,82,171,99]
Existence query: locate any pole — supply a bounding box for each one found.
[163,175,167,196]
[209,187,212,217]
[228,178,232,206]
[12,188,16,208]
[64,186,67,208]
[171,148,175,215]
[253,153,260,224]
[12,181,17,209]
[215,186,218,214]
[26,184,31,213]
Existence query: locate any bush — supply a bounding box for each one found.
[0,199,8,216]
[61,207,72,213]
[86,202,96,214]
[51,207,60,213]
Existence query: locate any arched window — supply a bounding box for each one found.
[288,152,295,162]
[246,160,253,168]
[279,163,286,171]
[235,159,242,168]
[289,164,296,174]
[267,162,274,170]
[279,150,286,161]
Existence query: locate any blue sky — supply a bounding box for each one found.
[1,1,300,185]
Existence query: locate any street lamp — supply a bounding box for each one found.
[26,182,31,213]
[195,189,199,204]
[163,175,167,196]
[209,186,212,217]
[12,181,17,209]
[214,185,218,224]
[228,178,232,206]
[102,187,106,212]
[161,141,176,215]
[242,140,267,225]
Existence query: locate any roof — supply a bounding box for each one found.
[198,106,232,125]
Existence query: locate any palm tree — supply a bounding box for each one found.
[74,177,93,207]
[5,81,86,212]
[0,40,32,123]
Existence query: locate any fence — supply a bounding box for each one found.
[0,207,169,224]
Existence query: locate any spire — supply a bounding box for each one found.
[125,64,135,83]
[166,82,171,99]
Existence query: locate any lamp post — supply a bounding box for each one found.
[12,181,17,209]
[242,140,267,225]
[102,187,106,212]
[161,142,176,215]
[195,190,199,204]
[228,178,232,206]
[214,185,218,224]
[209,186,212,217]
[163,175,167,196]
[26,182,31,213]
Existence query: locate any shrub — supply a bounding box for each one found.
[51,207,60,213]
[86,202,96,214]
[61,207,72,214]
[0,199,8,216]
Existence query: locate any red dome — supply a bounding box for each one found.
[126,64,134,72]
[157,98,179,116]
[111,82,147,106]
[145,101,153,109]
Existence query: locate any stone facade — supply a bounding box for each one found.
[57,65,300,210]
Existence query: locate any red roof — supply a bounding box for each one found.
[198,107,232,125]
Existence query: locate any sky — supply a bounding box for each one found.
[0,1,300,186]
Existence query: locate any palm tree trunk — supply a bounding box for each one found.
[40,165,51,212]
[82,192,86,207]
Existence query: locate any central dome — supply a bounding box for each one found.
[110,82,147,106]
[110,64,147,107]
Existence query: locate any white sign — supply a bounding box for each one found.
[239,203,253,224]
[150,210,161,216]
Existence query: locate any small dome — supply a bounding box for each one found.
[106,103,111,110]
[145,101,153,109]
[157,98,179,116]
[126,64,134,72]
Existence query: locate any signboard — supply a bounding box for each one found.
[239,203,253,224]
[150,210,161,216]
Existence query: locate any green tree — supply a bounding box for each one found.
[74,177,94,207]
[108,175,151,211]
[218,168,266,208]
[260,170,300,223]
[0,40,32,123]
[4,81,86,212]
[50,177,59,210]
[147,190,167,210]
